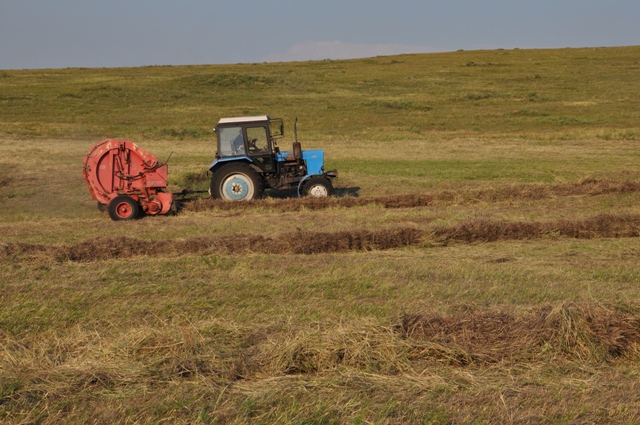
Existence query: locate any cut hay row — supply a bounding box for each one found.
[182,179,640,213]
[434,213,640,243]
[399,302,640,364]
[1,304,638,391]
[0,214,640,262]
[0,228,423,262]
[3,303,639,423]
[2,213,640,263]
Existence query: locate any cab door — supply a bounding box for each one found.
[245,125,274,172]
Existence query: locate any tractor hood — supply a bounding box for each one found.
[277,149,325,175]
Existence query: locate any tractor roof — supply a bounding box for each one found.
[217,115,270,125]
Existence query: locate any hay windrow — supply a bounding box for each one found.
[0,228,424,263]
[434,213,640,243]
[3,304,637,392]
[2,213,640,263]
[398,302,640,364]
[255,303,640,373]
[181,179,640,213]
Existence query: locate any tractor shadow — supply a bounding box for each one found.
[335,186,362,197]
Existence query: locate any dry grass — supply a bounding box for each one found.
[2,47,640,423]
[2,303,640,423]
[400,302,640,364]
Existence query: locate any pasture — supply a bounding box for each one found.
[1,46,640,423]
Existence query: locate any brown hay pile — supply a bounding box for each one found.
[117,303,640,378]
[2,304,639,398]
[398,303,640,364]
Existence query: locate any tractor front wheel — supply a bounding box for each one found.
[302,177,334,197]
[211,163,262,201]
[108,196,140,221]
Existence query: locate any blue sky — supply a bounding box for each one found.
[1,0,639,69]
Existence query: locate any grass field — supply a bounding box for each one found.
[1,46,640,423]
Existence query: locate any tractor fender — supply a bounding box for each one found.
[297,170,338,196]
[209,157,260,175]
[297,174,325,196]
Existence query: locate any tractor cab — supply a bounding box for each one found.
[209,115,337,201]
[214,115,283,173]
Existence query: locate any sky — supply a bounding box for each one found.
[1,0,639,70]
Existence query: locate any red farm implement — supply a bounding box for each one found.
[83,139,173,220]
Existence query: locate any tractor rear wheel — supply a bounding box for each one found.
[302,177,334,197]
[211,163,262,201]
[108,196,140,221]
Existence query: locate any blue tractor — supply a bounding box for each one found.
[209,115,337,201]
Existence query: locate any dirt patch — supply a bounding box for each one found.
[0,164,16,189]
[0,177,13,188]
[1,242,56,259]
[180,179,640,213]
[398,302,640,364]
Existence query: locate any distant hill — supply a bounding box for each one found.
[1,46,639,141]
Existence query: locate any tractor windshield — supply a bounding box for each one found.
[246,126,269,154]
[218,127,245,157]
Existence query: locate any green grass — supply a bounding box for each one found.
[1,46,639,141]
[1,46,640,423]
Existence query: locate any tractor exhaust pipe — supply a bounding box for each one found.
[292,117,302,161]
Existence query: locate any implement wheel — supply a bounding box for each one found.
[108,196,140,221]
[302,177,334,197]
[211,163,262,201]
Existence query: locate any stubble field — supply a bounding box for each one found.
[1,46,640,423]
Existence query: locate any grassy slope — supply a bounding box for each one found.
[1,47,640,423]
[1,46,639,141]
